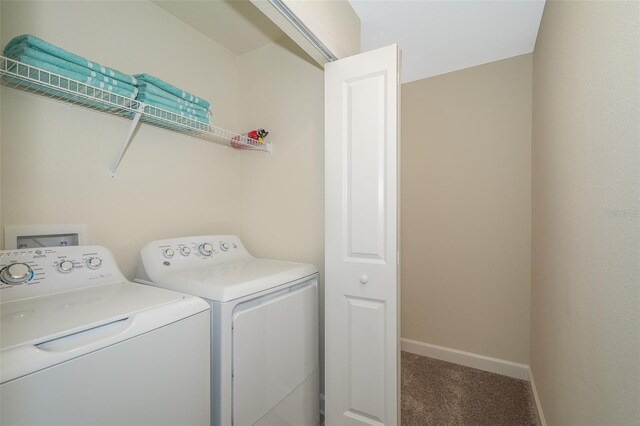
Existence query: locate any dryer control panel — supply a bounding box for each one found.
[137,235,252,282]
[0,246,124,303]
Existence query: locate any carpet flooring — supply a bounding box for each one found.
[402,351,539,426]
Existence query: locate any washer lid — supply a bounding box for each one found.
[150,258,318,302]
[1,281,209,383]
[1,281,193,352]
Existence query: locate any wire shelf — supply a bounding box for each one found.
[0,56,270,153]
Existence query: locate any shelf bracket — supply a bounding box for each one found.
[109,106,144,180]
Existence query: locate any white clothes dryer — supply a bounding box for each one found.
[135,235,319,426]
[0,245,211,426]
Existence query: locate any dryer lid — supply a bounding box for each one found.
[147,258,318,302]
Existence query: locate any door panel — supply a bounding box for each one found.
[347,297,386,422]
[345,71,387,262]
[325,44,400,426]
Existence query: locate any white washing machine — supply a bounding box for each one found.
[135,235,319,426]
[0,245,211,426]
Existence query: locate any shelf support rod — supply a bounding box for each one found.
[110,105,144,180]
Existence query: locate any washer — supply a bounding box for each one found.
[135,235,319,426]
[0,245,211,426]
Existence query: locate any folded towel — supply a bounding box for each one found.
[3,34,137,86]
[140,114,210,132]
[7,53,137,99]
[135,73,210,109]
[137,93,209,119]
[5,44,138,94]
[142,101,210,125]
[137,81,209,114]
[2,61,137,117]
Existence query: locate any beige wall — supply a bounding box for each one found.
[252,0,359,65]
[283,0,360,59]
[237,38,325,386]
[401,54,532,364]
[531,1,640,424]
[0,3,3,247]
[238,39,324,289]
[1,0,326,386]
[0,1,316,278]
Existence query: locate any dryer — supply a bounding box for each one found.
[0,245,211,426]
[135,235,319,426]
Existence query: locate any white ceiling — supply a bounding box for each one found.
[348,0,545,83]
[153,0,544,82]
[152,0,285,55]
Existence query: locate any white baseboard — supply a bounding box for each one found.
[528,368,547,426]
[401,338,530,381]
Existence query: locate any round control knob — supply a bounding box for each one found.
[220,242,229,252]
[359,274,369,284]
[87,257,102,269]
[57,260,74,274]
[180,247,191,256]
[1,263,33,285]
[163,248,175,259]
[198,243,213,256]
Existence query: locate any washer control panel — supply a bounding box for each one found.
[0,246,123,303]
[138,235,251,282]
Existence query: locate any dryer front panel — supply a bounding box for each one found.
[232,279,318,426]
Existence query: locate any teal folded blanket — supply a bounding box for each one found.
[140,114,209,132]
[137,82,209,113]
[3,34,136,86]
[7,54,137,99]
[138,93,209,119]
[142,101,210,124]
[2,69,136,117]
[5,44,137,94]
[135,73,210,109]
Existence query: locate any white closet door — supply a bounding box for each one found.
[325,44,400,426]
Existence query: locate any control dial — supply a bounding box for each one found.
[220,242,229,252]
[1,263,33,285]
[87,257,103,269]
[163,249,175,259]
[57,260,74,274]
[198,243,213,256]
[180,247,191,256]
